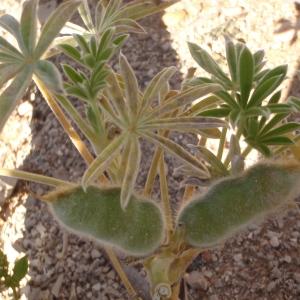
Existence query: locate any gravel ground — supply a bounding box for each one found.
[1,1,300,299]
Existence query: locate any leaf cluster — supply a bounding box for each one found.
[0,250,28,299]
[187,38,300,156]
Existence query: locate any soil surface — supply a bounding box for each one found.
[1,1,300,300]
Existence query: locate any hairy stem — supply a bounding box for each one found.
[159,153,173,240]
[0,169,74,187]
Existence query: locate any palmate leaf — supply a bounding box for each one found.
[35,0,81,59]
[0,0,81,132]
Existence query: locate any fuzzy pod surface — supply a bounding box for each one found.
[177,161,300,248]
[46,186,164,256]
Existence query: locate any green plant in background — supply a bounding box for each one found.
[0,250,28,299]
[0,1,300,299]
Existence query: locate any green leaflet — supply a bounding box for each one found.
[20,0,38,55]
[48,186,164,255]
[177,161,300,248]
[238,46,254,106]
[34,60,63,93]
[34,0,81,59]
[0,66,33,131]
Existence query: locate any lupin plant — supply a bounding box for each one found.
[0,1,300,300]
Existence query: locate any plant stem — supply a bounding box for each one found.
[241,144,253,159]
[159,153,173,240]
[34,77,138,298]
[0,169,74,187]
[217,127,227,160]
[144,147,162,197]
[34,76,95,165]
[224,127,242,168]
[56,95,98,144]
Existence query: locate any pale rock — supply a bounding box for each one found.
[270,236,280,248]
[91,249,101,259]
[51,273,64,297]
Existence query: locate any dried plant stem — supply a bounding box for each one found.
[182,185,195,203]
[34,78,138,299]
[34,77,95,165]
[159,153,174,239]
[106,247,141,300]
[170,281,181,300]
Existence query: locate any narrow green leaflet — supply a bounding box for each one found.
[238,46,254,106]
[78,0,95,33]
[247,75,283,108]
[20,0,38,54]
[0,66,33,130]
[140,66,177,114]
[119,53,139,118]
[117,0,179,21]
[260,123,300,139]
[225,36,237,83]
[141,116,227,131]
[0,36,23,59]
[34,0,81,59]
[188,42,231,86]
[120,136,141,210]
[148,83,222,118]
[191,145,228,175]
[143,131,209,178]
[11,256,28,283]
[34,60,63,94]
[0,14,26,53]
[82,134,126,188]
[0,63,22,89]
[261,136,294,145]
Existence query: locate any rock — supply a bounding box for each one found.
[185,271,210,290]
[266,280,277,292]
[92,283,101,291]
[270,236,280,248]
[91,249,102,259]
[293,273,300,283]
[17,101,33,116]
[51,274,64,297]
[233,253,243,263]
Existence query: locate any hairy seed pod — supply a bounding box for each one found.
[45,186,164,256]
[177,161,300,248]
